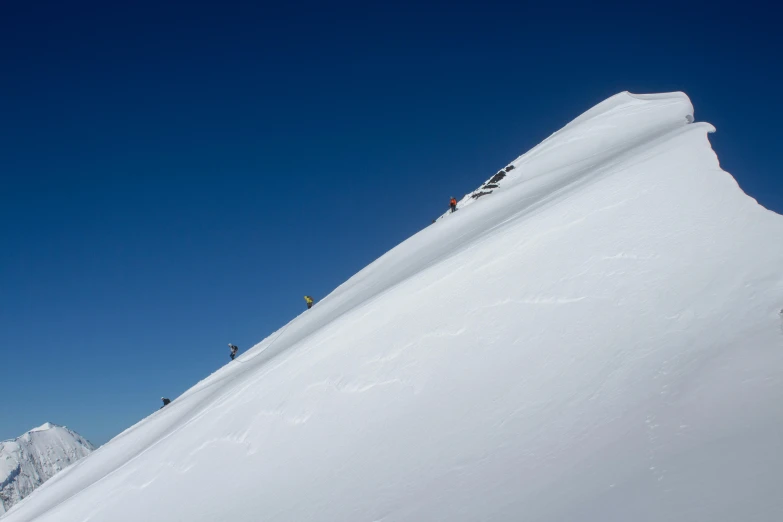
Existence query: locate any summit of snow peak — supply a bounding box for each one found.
[4,91,783,522]
[449,91,702,215]
[0,424,93,515]
[27,423,56,433]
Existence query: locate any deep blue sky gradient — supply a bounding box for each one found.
[1,0,781,445]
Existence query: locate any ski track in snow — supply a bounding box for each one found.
[4,91,783,522]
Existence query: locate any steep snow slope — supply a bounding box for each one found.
[5,92,783,522]
[0,423,93,514]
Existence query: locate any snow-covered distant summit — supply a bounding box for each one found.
[0,424,93,515]
[27,423,55,433]
[4,92,783,521]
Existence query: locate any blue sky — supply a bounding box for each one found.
[1,0,780,445]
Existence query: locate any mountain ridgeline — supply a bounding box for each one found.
[4,92,783,521]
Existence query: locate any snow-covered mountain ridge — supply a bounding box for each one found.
[4,91,783,522]
[0,423,93,515]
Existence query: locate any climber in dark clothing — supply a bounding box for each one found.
[160,397,171,409]
[229,343,239,360]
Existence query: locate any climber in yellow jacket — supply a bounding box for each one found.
[304,295,314,310]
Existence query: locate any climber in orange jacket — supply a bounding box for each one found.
[450,197,458,213]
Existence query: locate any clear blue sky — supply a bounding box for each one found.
[1,0,780,445]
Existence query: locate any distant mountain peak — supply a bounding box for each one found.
[0,424,93,515]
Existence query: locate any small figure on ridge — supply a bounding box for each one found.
[304,295,314,310]
[229,343,239,361]
[450,197,457,213]
[160,397,171,409]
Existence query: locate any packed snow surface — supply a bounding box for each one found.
[4,92,783,522]
[0,424,93,514]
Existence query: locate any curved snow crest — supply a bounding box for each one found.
[561,91,693,130]
[517,91,696,179]
[454,91,701,213]
[5,92,783,522]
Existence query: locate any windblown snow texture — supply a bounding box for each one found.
[4,92,783,522]
[0,424,93,515]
